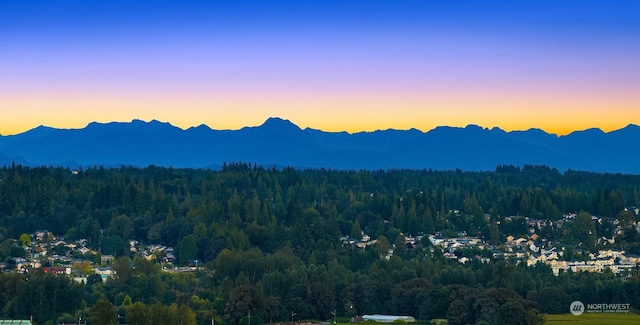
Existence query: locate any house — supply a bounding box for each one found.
[72,275,88,284]
[186,260,201,268]
[527,254,543,266]
[34,230,50,242]
[141,251,156,261]
[587,258,614,268]
[354,239,377,249]
[129,240,139,253]
[623,254,640,264]
[42,266,71,275]
[383,248,394,260]
[514,238,528,246]
[597,249,624,258]
[361,315,416,323]
[529,243,540,253]
[12,257,27,264]
[50,240,67,247]
[100,255,115,264]
[163,253,175,264]
[94,267,115,281]
[443,252,457,260]
[429,234,445,246]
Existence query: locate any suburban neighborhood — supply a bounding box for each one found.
[343,211,640,277]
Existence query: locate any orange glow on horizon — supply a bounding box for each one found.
[1,88,638,137]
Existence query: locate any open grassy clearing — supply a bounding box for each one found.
[543,312,640,324]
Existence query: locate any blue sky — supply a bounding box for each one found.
[1,1,639,135]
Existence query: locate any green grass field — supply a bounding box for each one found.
[544,313,640,324]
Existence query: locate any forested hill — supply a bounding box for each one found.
[1,163,638,244]
[1,118,640,173]
[0,164,640,325]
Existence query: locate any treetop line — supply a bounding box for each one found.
[0,163,639,325]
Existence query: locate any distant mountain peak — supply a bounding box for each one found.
[188,124,213,131]
[621,124,640,130]
[148,119,170,125]
[465,124,484,130]
[23,125,55,135]
[131,119,172,127]
[522,127,553,134]
[85,119,169,129]
[259,117,301,131]
[582,127,604,133]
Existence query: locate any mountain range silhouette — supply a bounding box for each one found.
[1,117,638,174]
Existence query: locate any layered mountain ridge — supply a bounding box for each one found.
[1,118,638,173]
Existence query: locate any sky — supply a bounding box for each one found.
[1,0,639,136]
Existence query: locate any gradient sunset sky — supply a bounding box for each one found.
[1,0,639,136]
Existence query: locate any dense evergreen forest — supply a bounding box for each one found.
[0,163,639,325]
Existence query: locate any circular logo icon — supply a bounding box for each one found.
[570,301,585,316]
